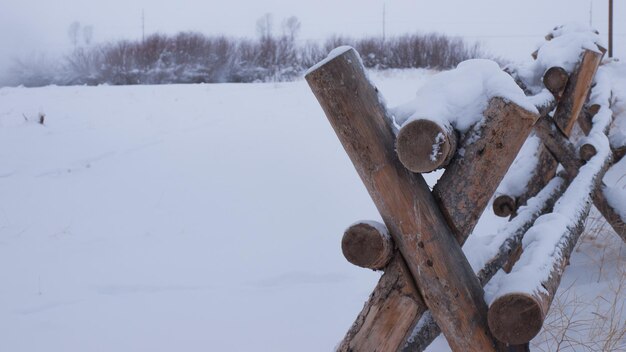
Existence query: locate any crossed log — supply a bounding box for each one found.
[306,40,624,351]
[307,48,540,352]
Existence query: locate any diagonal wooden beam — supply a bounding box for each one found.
[306,47,500,352]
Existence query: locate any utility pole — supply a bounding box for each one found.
[142,9,145,43]
[382,2,386,43]
[609,0,613,57]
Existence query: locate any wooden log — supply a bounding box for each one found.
[579,143,598,161]
[542,66,568,98]
[306,47,499,352]
[578,103,601,135]
[552,49,603,136]
[396,119,457,173]
[579,104,609,161]
[342,221,394,270]
[487,150,612,345]
[535,115,626,244]
[516,144,559,209]
[402,174,568,352]
[433,97,539,242]
[337,256,426,352]
[493,194,516,217]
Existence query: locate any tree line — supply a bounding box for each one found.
[7,25,485,87]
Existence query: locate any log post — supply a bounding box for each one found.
[433,97,539,242]
[542,66,568,98]
[552,49,603,136]
[396,119,457,173]
[487,149,612,345]
[306,47,499,352]
[402,174,568,352]
[342,221,394,270]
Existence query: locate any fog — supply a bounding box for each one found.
[0,0,622,83]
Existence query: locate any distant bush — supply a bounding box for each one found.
[6,31,486,87]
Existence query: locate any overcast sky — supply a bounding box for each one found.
[0,0,623,72]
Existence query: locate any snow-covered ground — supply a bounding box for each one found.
[0,66,624,351]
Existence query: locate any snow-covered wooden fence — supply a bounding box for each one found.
[305,24,624,352]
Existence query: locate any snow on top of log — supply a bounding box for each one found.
[304,46,354,75]
[391,59,537,134]
[514,22,603,93]
[484,134,610,303]
[348,220,390,237]
[463,175,565,275]
[538,23,604,73]
[493,134,542,198]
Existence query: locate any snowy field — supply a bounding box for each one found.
[0,67,624,351]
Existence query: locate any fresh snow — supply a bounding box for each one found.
[304,45,353,75]
[392,59,537,135]
[514,24,603,94]
[0,61,624,352]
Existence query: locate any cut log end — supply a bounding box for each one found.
[342,222,394,270]
[488,293,544,345]
[579,143,598,161]
[396,119,457,173]
[543,67,569,97]
[493,195,517,217]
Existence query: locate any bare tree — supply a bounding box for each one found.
[256,13,273,39]
[282,16,301,40]
[68,21,81,49]
[82,25,94,46]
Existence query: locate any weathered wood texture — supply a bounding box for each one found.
[337,256,426,352]
[542,66,569,98]
[396,119,457,173]
[306,48,498,352]
[493,194,517,217]
[517,145,559,209]
[487,155,612,345]
[536,116,626,241]
[552,49,603,136]
[493,143,559,218]
[402,175,568,352]
[578,103,601,135]
[433,98,539,242]
[342,222,394,270]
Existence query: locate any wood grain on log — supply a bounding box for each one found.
[579,143,598,161]
[493,195,516,217]
[542,66,568,98]
[342,222,394,270]
[433,98,539,242]
[396,119,457,173]
[578,104,601,135]
[552,49,603,136]
[402,174,568,352]
[337,256,425,352]
[306,48,499,352]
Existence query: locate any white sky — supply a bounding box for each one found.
[0,0,623,71]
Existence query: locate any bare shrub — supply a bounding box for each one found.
[5,30,488,86]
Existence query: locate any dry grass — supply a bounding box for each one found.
[531,211,626,351]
